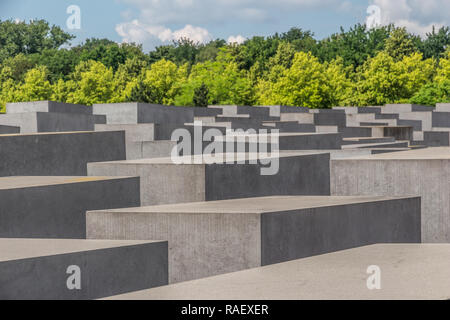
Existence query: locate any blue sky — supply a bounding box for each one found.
[1,0,449,52]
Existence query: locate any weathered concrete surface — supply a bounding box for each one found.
[0,176,140,238]
[126,140,177,160]
[215,132,342,150]
[0,125,19,134]
[433,112,450,128]
[259,105,309,117]
[436,103,450,112]
[104,244,450,300]
[0,112,98,133]
[331,147,450,242]
[383,104,435,113]
[341,141,409,149]
[87,196,420,283]
[6,101,92,115]
[95,124,155,142]
[313,110,347,127]
[93,103,220,124]
[0,239,168,300]
[88,152,331,206]
[0,131,126,176]
[424,131,450,146]
[209,105,274,119]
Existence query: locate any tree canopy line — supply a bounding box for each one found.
[0,19,449,112]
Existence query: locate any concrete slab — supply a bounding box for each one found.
[433,112,450,128]
[216,132,342,150]
[280,113,314,123]
[93,103,220,125]
[436,103,450,112]
[331,147,450,242]
[88,152,331,206]
[0,131,126,176]
[209,105,273,119]
[103,244,450,300]
[0,125,19,134]
[87,195,420,283]
[259,105,309,117]
[6,101,91,115]
[383,104,435,113]
[424,131,450,146]
[0,176,140,238]
[0,112,98,133]
[0,239,167,300]
[341,141,409,149]
[95,123,155,142]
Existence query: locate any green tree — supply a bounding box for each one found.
[315,24,393,67]
[352,52,436,106]
[126,79,158,103]
[30,48,79,82]
[257,52,332,108]
[141,59,187,105]
[420,26,450,60]
[0,19,74,63]
[410,80,450,106]
[193,83,210,107]
[14,66,53,102]
[175,52,255,106]
[384,27,420,61]
[0,53,35,82]
[66,60,114,105]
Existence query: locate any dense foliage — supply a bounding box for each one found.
[0,19,449,112]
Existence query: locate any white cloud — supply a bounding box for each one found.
[115,20,212,48]
[116,0,450,49]
[370,0,449,36]
[227,35,246,44]
[116,0,343,49]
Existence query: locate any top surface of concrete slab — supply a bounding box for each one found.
[0,239,161,262]
[0,176,135,190]
[91,195,416,214]
[333,147,450,160]
[105,244,450,300]
[88,151,327,165]
[6,101,92,115]
[0,131,96,137]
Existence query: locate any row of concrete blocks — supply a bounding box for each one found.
[334,104,450,146]
[0,177,421,298]
[4,101,444,151]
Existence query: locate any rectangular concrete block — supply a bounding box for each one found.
[126,140,177,160]
[280,113,314,123]
[0,239,168,300]
[0,125,19,134]
[216,132,342,150]
[433,112,450,128]
[93,103,220,125]
[0,131,126,176]
[95,123,155,142]
[436,103,450,112]
[424,131,450,146]
[259,105,309,117]
[0,112,98,133]
[88,152,331,206]
[6,101,92,115]
[331,147,450,242]
[104,244,450,300]
[0,176,140,238]
[313,111,347,127]
[87,196,420,283]
[209,105,273,119]
[383,104,435,113]
[371,126,413,141]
